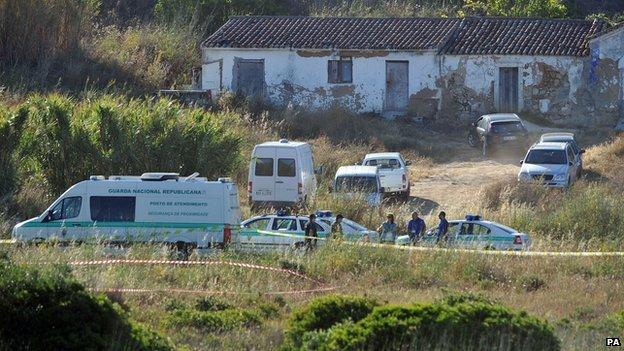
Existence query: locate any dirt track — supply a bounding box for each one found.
[408,145,522,213]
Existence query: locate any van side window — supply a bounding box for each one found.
[48,196,82,221]
[255,158,273,176]
[90,196,136,222]
[278,158,296,177]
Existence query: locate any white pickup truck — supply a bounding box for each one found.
[362,152,410,199]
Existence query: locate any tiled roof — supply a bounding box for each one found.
[439,17,604,56]
[203,16,604,57]
[203,16,461,51]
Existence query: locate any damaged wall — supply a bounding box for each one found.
[202,43,624,126]
[439,55,587,123]
[202,47,441,116]
[589,27,624,126]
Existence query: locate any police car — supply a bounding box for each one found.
[396,215,531,250]
[238,210,378,249]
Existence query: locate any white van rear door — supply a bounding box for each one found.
[275,147,299,202]
[251,147,276,202]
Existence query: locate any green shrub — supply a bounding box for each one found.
[195,296,234,311]
[13,94,242,196]
[0,261,172,350]
[304,298,559,351]
[0,105,27,196]
[167,307,263,332]
[284,294,378,348]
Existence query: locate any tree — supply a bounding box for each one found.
[462,0,567,18]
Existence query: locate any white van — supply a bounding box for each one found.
[248,139,317,207]
[12,173,241,249]
[332,166,383,206]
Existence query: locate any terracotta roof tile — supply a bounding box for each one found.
[203,16,604,57]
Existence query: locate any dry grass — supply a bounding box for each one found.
[3,243,623,350]
[584,133,624,183]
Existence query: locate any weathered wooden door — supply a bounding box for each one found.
[499,67,518,112]
[385,61,409,112]
[234,59,265,98]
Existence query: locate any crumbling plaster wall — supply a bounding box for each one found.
[202,48,441,114]
[589,28,624,125]
[438,55,586,123]
[203,46,620,126]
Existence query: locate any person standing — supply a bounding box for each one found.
[407,211,426,244]
[331,214,344,240]
[436,211,449,244]
[304,213,318,250]
[377,214,398,244]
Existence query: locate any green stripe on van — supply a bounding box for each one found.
[21,221,233,229]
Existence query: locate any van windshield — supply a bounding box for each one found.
[335,176,378,193]
[525,149,567,164]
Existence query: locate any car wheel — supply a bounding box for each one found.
[468,133,478,147]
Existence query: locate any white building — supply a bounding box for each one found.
[201,16,624,126]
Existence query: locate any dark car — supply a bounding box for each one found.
[468,113,530,156]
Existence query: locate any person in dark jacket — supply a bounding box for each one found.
[407,211,426,244]
[436,211,449,244]
[305,213,318,250]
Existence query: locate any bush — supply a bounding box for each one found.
[167,308,264,332]
[0,261,172,350]
[166,297,279,332]
[0,105,27,196]
[284,294,378,348]
[318,299,560,351]
[13,94,242,196]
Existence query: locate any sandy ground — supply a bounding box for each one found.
[408,147,521,213]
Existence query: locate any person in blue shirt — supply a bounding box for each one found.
[436,211,449,244]
[407,211,426,244]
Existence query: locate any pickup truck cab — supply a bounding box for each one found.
[518,142,579,187]
[362,152,410,198]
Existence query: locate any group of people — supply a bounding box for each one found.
[377,211,449,245]
[302,210,450,249]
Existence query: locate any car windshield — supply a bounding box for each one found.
[525,149,567,164]
[335,176,378,193]
[365,158,401,169]
[491,121,524,133]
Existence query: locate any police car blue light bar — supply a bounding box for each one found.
[465,214,482,221]
[315,210,333,218]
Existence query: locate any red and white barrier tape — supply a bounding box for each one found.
[89,285,336,296]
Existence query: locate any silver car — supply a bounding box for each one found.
[539,132,584,177]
